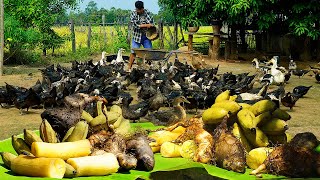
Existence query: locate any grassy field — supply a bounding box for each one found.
[49,25,215,62]
[0,57,319,141]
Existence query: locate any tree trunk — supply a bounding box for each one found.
[212,22,221,60]
[256,32,262,51]
[239,26,247,53]
[230,25,238,60]
[300,37,312,61]
[316,22,320,60]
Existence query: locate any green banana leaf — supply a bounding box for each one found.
[0,122,284,180]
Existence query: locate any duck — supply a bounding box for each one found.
[145,96,190,126]
[292,69,310,78]
[292,85,312,98]
[309,65,320,75]
[281,92,299,110]
[316,73,320,82]
[252,58,269,72]
[147,88,167,112]
[120,97,150,123]
[238,83,269,101]
[267,58,285,85]
[96,51,107,66]
[191,53,203,70]
[111,48,125,65]
[288,59,297,72]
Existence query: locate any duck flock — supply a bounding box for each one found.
[0,51,319,125]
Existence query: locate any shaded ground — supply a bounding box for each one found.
[0,56,319,140]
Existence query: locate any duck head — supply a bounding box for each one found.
[172,96,190,106]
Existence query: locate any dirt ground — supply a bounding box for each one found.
[0,56,320,140]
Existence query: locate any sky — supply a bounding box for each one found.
[79,0,160,13]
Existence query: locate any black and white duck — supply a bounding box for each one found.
[145,96,190,126]
[292,69,310,78]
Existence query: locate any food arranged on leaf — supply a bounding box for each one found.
[1,91,320,179]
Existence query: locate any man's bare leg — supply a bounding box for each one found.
[128,53,136,71]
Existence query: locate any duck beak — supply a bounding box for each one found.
[183,98,191,104]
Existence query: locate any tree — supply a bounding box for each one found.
[4,0,78,61]
[85,1,99,23]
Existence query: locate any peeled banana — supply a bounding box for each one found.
[232,123,252,152]
[202,107,229,124]
[24,129,43,146]
[249,100,277,116]
[11,155,66,179]
[40,120,58,143]
[211,100,241,114]
[64,121,89,142]
[12,135,31,155]
[246,147,273,169]
[215,90,230,103]
[0,152,17,169]
[31,139,91,160]
[64,162,77,178]
[261,118,288,135]
[67,153,119,177]
[271,108,291,121]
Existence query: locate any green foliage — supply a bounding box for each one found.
[112,26,130,52]
[3,0,78,64]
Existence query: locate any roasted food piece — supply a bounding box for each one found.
[212,116,246,173]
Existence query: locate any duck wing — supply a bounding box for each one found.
[145,109,178,126]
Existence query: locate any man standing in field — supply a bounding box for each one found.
[127,0,154,71]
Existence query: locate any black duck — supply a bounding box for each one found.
[293,85,312,98]
[121,97,150,122]
[281,92,299,110]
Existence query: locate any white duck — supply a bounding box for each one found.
[267,58,285,85]
[99,51,107,66]
[111,48,125,64]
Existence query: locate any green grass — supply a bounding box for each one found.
[48,25,216,63]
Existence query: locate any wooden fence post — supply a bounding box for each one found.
[102,14,106,48]
[87,23,91,49]
[158,20,164,49]
[174,21,178,49]
[70,19,76,53]
[0,0,4,76]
